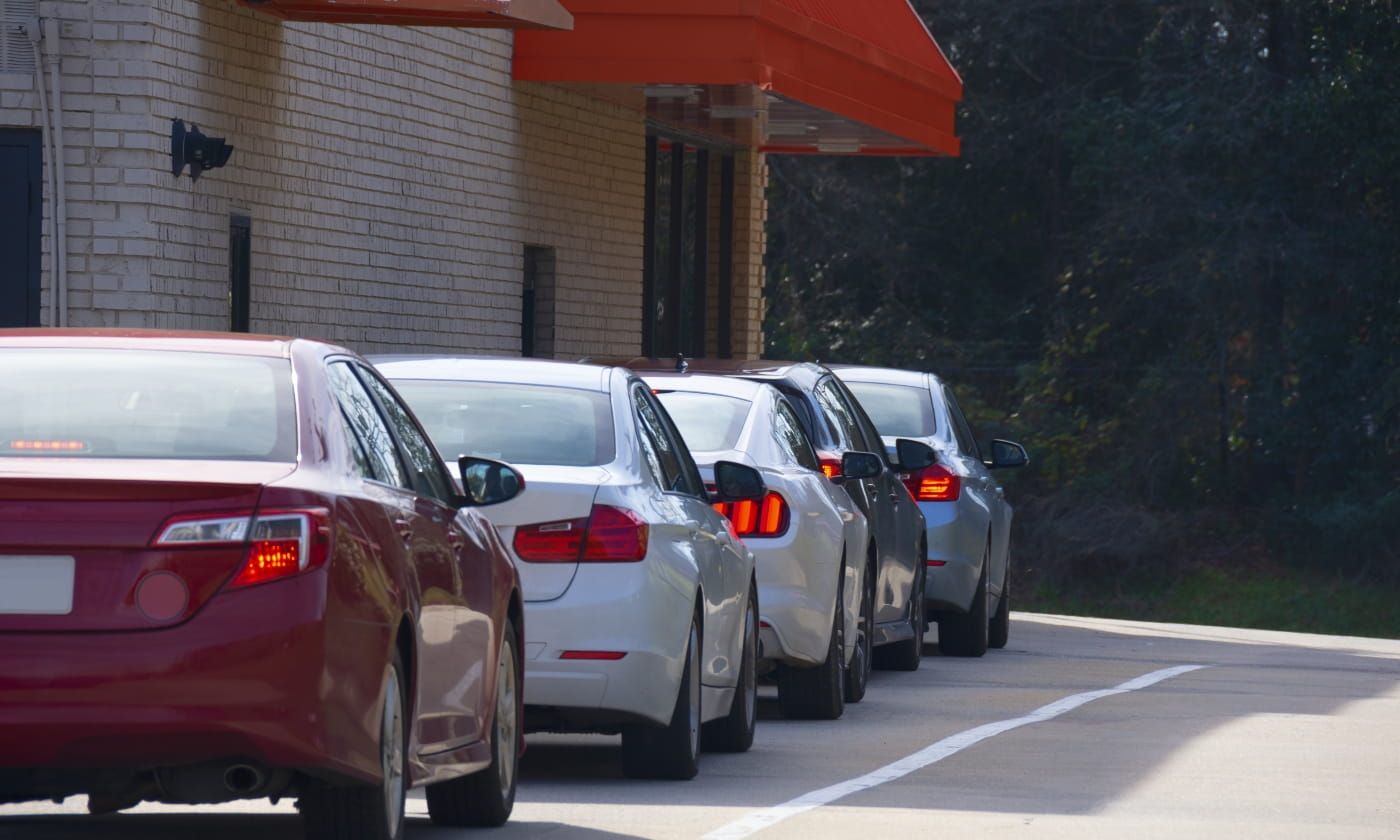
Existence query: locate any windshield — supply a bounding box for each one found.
[654,391,751,452]
[390,380,616,467]
[843,381,936,438]
[0,348,297,461]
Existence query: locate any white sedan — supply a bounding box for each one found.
[373,357,761,780]
[643,373,872,720]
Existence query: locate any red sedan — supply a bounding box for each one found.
[0,329,526,840]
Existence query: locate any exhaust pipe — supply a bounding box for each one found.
[223,764,267,795]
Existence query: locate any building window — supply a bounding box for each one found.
[523,245,556,358]
[643,133,734,359]
[0,129,42,327]
[229,214,251,333]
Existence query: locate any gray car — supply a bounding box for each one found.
[832,366,1028,657]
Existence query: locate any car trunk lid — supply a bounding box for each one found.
[482,464,608,602]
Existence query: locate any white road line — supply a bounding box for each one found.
[702,663,1209,840]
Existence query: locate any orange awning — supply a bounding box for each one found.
[238,0,572,29]
[514,0,961,156]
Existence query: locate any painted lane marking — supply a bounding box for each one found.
[702,664,1209,840]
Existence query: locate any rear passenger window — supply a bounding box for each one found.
[943,386,981,460]
[773,398,821,472]
[815,378,866,451]
[634,388,685,493]
[328,362,408,488]
[356,367,455,505]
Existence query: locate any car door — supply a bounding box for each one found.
[814,376,904,621]
[942,385,1001,594]
[632,384,742,690]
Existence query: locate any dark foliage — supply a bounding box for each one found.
[766,0,1400,590]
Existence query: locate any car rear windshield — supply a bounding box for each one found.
[654,391,751,452]
[842,381,936,438]
[390,380,616,467]
[0,348,297,461]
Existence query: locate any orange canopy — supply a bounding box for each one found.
[514,0,962,156]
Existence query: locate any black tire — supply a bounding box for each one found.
[843,560,873,703]
[621,616,701,780]
[778,578,845,720]
[302,651,407,840]
[875,550,925,671]
[426,617,520,827]
[704,586,758,751]
[939,546,990,657]
[989,563,1010,650]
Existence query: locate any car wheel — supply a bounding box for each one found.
[938,545,990,657]
[704,586,758,751]
[426,617,520,827]
[875,549,925,671]
[989,562,1010,650]
[778,575,845,720]
[622,615,701,780]
[843,560,873,703]
[301,651,407,840]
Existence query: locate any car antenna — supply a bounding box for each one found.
[675,354,689,373]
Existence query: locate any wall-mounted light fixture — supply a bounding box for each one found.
[170,119,233,182]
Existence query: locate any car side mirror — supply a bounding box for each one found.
[985,439,1029,470]
[713,461,765,501]
[841,451,884,480]
[895,439,937,471]
[456,456,526,507]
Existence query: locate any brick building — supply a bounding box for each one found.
[0,0,961,359]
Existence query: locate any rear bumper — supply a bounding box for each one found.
[0,571,373,785]
[752,540,835,668]
[522,564,691,729]
[921,502,981,614]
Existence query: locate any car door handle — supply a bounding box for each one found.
[393,518,414,544]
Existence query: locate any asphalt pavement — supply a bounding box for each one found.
[4,613,1398,839]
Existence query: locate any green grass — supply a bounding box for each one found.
[1021,562,1400,639]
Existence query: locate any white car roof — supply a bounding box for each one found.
[639,372,769,401]
[370,355,615,392]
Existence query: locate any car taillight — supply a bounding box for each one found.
[513,505,649,563]
[818,451,843,480]
[903,464,961,502]
[152,508,333,588]
[712,492,789,538]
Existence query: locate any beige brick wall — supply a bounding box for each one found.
[1,0,649,356]
[1,0,763,358]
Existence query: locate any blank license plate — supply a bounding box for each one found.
[0,556,76,615]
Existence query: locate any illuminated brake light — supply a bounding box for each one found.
[712,492,789,538]
[514,505,649,563]
[903,464,961,502]
[8,439,87,451]
[152,508,332,589]
[817,451,842,480]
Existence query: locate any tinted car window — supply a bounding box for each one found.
[646,390,707,498]
[654,391,750,452]
[0,348,296,461]
[328,362,408,488]
[814,377,866,452]
[391,380,616,467]
[843,381,936,438]
[943,385,980,460]
[773,398,821,472]
[633,387,687,493]
[337,408,379,480]
[357,367,454,504]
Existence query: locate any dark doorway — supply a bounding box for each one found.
[523,245,556,358]
[229,214,251,332]
[643,134,733,359]
[0,129,42,327]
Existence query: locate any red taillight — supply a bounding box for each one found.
[818,451,843,480]
[152,508,332,589]
[712,492,789,538]
[903,464,961,502]
[513,505,649,563]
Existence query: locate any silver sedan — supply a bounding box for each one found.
[832,365,1028,657]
